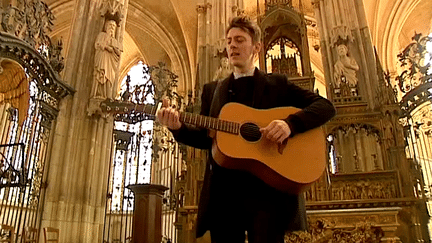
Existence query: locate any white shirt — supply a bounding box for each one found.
[233,68,255,79]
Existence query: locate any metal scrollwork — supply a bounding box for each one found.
[111,62,183,124]
[396,33,432,94]
[1,0,55,49]
[39,100,58,129]
[0,33,74,106]
[0,143,27,188]
[0,0,72,112]
[148,62,182,105]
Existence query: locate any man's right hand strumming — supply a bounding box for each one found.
[156,99,182,130]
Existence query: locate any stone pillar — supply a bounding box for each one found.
[127,184,168,243]
[195,0,243,98]
[40,0,129,242]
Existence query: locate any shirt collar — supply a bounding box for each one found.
[233,67,256,79]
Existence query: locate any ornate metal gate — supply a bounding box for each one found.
[0,1,74,241]
[103,62,184,243]
[397,33,432,226]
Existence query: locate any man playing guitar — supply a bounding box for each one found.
[157,16,335,243]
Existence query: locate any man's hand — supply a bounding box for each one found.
[156,99,182,130]
[260,120,291,144]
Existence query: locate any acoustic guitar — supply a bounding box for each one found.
[101,100,326,194]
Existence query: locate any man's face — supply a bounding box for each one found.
[337,44,347,56]
[221,57,229,67]
[226,27,260,71]
[106,20,116,37]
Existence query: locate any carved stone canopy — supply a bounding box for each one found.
[261,9,304,50]
[331,26,354,47]
[260,5,313,77]
[100,0,124,25]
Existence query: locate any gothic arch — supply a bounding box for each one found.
[126,2,193,98]
[260,6,312,76]
[118,56,146,83]
[47,0,194,100]
[328,123,385,173]
[367,0,432,74]
[0,33,74,101]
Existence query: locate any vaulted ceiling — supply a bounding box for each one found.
[46,0,432,95]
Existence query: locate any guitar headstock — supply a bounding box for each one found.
[99,99,157,124]
[100,99,136,114]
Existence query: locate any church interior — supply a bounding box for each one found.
[0,0,432,242]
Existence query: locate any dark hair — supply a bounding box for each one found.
[226,16,262,44]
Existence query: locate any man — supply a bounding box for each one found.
[157,16,335,243]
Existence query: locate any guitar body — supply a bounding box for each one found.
[211,103,326,194]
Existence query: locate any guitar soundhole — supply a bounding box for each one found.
[240,123,262,142]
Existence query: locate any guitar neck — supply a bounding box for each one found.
[178,112,239,134]
[136,102,239,134]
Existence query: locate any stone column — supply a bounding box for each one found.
[195,0,243,98]
[127,184,168,243]
[40,0,129,242]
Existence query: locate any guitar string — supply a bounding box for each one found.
[181,113,266,138]
[135,105,261,138]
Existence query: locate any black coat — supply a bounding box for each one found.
[171,69,336,238]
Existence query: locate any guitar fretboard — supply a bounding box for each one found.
[179,112,239,134]
[133,102,240,134]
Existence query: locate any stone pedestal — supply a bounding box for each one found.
[127,184,168,243]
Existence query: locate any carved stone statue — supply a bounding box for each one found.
[383,119,395,148]
[92,19,122,99]
[213,57,232,81]
[334,44,359,95]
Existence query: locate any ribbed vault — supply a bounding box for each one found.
[47,0,195,97]
[363,0,432,74]
[45,0,432,96]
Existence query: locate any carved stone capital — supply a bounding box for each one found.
[87,98,108,118]
[196,3,212,13]
[311,0,320,9]
[196,4,206,13]
[232,5,238,13]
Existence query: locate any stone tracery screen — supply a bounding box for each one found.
[265,37,303,77]
[327,124,385,174]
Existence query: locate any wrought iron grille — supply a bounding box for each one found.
[0,80,56,243]
[397,33,432,222]
[103,62,184,243]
